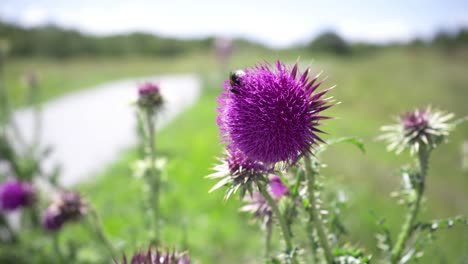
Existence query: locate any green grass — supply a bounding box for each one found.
[6,47,468,263]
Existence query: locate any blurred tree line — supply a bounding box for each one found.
[306,29,468,55]
[1,20,468,58]
[0,21,214,57]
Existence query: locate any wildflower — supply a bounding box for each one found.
[122,247,190,264]
[207,145,270,199]
[0,180,35,211]
[379,107,456,155]
[137,82,163,110]
[240,175,289,223]
[268,175,289,199]
[42,191,88,231]
[217,61,334,165]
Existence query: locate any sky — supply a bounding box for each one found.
[1,0,467,48]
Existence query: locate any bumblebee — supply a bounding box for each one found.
[229,70,245,94]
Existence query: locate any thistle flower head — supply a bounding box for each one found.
[42,191,88,231]
[217,61,334,166]
[240,175,289,224]
[0,180,35,211]
[207,145,270,199]
[379,107,456,155]
[122,248,190,264]
[137,82,163,110]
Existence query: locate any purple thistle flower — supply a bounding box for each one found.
[217,61,334,165]
[122,248,190,264]
[401,109,429,130]
[137,82,163,110]
[0,180,35,211]
[42,191,88,231]
[379,107,456,155]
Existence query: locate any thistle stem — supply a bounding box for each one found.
[53,233,65,263]
[391,148,430,264]
[304,156,334,264]
[257,180,294,260]
[88,209,118,264]
[145,110,160,245]
[0,214,18,243]
[306,219,319,264]
[265,221,273,260]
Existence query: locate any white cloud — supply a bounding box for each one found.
[335,20,414,43]
[21,5,49,26]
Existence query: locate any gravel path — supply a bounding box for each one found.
[13,74,201,186]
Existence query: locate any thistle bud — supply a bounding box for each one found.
[42,191,88,231]
[137,82,163,110]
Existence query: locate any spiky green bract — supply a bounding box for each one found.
[207,146,270,200]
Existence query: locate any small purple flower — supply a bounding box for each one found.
[0,180,35,211]
[122,248,190,264]
[137,82,163,110]
[42,191,87,231]
[401,109,428,130]
[217,61,334,165]
[240,192,271,224]
[268,175,289,199]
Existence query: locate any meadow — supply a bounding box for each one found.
[3,46,468,263]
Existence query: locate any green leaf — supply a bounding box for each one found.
[316,137,366,155]
[328,137,366,153]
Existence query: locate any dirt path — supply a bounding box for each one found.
[13,74,201,186]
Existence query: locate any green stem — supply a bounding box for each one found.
[88,210,118,263]
[265,221,273,260]
[306,220,318,264]
[391,148,430,264]
[304,156,334,264]
[145,110,160,245]
[0,214,18,243]
[257,180,294,260]
[53,233,65,263]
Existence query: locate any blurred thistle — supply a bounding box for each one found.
[135,81,164,245]
[379,107,457,155]
[137,82,164,111]
[379,108,467,263]
[0,179,35,211]
[207,145,270,199]
[216,61,334,166]
[240,175,289,224]
[122,247,190,264]
[23,71,39,90]
[42,191,88,231]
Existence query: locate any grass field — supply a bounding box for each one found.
[5,47,468,263]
